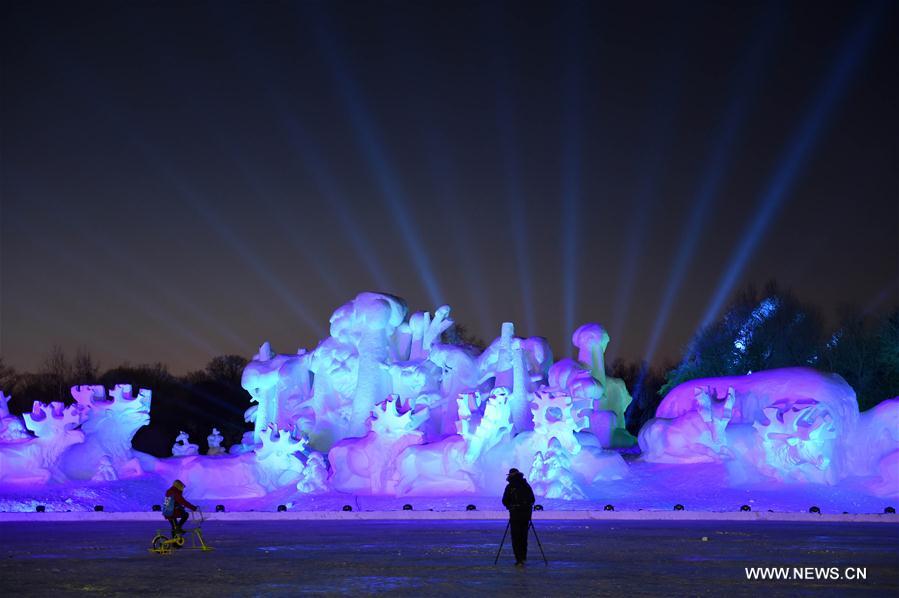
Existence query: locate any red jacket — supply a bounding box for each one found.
[165,486,197,513]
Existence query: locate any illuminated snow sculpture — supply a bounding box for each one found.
[638,386,738,464]
[172,431,199,456]
[328,395,428,494]
[846,398,899,497]
[255,425,309,488]
[462,387,514,463]
[241,343,312,445]
[547,324,635,448]
[639,368,876,486]
[476,323,551,434]
[296,451,329,493]
[426,344,480,436]
[207,428,225,455]
[0,401,84,484]
[0,391,29,442]
[59,384,150,480]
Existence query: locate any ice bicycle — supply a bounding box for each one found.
[150,507,214,555]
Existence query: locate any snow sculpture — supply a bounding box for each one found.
[59,384,150,480]
[328,395,428,494]
[0,401,85,484]
[172,431,199,456]
[637,368,895,488]
[92,455,118,481]
[530,438,588,500]
[255,425,309,488]
[329,293,407,439]
[0,391,29,441]
[639,386,738,464]
[573,324,635,447]
[463,387,513,463]
[846,398,899,497]
[530,388,589,455]
[406,304,454,360]
[753,398,838,483]
[207,428,225,455]
[296,451,329,494]
[242,343,311,445]
[427,344,480,435]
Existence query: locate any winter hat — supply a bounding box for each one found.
[506,468,523,480]
[173,479,185,490]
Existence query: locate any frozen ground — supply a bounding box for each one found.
[0,520,896,596]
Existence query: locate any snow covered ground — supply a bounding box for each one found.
[1,457,895,516]
[0,520,896,596]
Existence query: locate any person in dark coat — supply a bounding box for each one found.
[501,468,535,566]
[163,479,197,536]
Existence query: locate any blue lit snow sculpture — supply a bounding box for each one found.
[236,292,629,497]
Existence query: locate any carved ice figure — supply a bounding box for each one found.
[387,360,444,440]
[530,438,588,500]
[395,435,474,496]
[0,401,85,484]
[639,386,738,464]
[59,384,150,480]
[572,324,635,447]
[640,368,862,484]
[0,391,29,442]
[407,305,454,360]
[477,323,543,433]
[308,337,359,448]
[477,322,517,389]
[207,428,225,455]
[428,345,480,435]
[752,398,838,484]
[255,425,309,488]
[296,451,329,494]
[315,293,407,444]
[92,455,118,481]
[530,388,589,455]
[172,431,199,456]
[463,387,513,463]
[845,398,899,497]
[242,343,311,445]
[328,395,428,494]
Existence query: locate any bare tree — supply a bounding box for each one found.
[41,345,72,403]
[72,347,100,384]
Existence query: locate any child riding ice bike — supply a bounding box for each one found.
[150,480,213,555]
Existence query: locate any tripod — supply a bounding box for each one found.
[494,519,548,566]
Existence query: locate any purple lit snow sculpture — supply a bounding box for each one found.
[58,384,150,480]
[0,401,84,484]
[638,368,898,493]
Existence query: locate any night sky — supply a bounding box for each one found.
[2,0,897,374]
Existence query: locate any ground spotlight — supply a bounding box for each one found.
[342,505,353,512]
[152,504,161,512]
[740,505,751,512]
[674,504,685,511]
[885,506,895,514]
[277,504,287,512]
[94,505,104,512]
[216,504,226,512]
[35,505,45,513]
[533,504,544,511]
[604,504,614,511]
[466,504,477,511]
[402,504,413,511]
[809,506,821,514]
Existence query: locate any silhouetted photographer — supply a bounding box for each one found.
[501,468,536,566]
